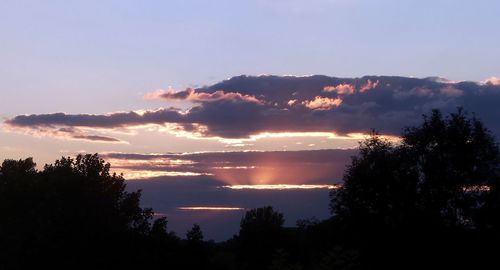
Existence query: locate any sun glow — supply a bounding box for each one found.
[177,206,245,211]
[221,184,341,190]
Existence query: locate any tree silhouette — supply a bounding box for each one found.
[186,224,204,243]
[240,206,284,235]
[403,109,500,228]
[330,108,500,268]
[237,206,285,269]
[0,154,175,269]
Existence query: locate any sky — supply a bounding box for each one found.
[1,0,500,240]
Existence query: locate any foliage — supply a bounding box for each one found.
[186,224,204,242]
[330,108,500,268]
[0,154,176,269]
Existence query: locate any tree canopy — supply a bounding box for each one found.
[330,108,500,268]
[0,154,173,269]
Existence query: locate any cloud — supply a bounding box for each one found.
[3,123,123,143]
[302,96,342,110]
[439,85,463,97]
[146,88,263,104]
[125,175,334,240]
[483,77,500,86]
[359,79,379,93]
[107,148,351,240]
[5,75,500,140]
[103,149,355,184]
[287,99,298,106]
[71,134,121,142]
[5,110,184,128]
[323,83,355,95]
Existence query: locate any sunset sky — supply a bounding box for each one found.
[1,0,500,239]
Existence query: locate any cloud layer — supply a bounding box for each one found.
[6,75,500,141]
[104,149,355,184]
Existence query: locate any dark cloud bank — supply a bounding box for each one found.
[126,177,332,241]
[110,149,355,240]
[7,75,500,140]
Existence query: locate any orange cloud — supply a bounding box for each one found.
[302,96,342,110]
[359,79,380,93]
[323,83,356,95]
[483,77,500,86]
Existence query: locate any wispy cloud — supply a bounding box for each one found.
[3,123,124,143]
[146,88,263,104]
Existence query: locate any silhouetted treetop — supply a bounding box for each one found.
[240,206,284,235]
[0,154,172,268]
[186,224,204,242]
[331,108,500,231]
[0,157,37,176]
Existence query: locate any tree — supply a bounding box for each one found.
[237,206,285,268]
[331,109,500,228]
[329,108,500,268]
[330,132,419,230]
[402,109,500,228]
[186,224,204,242]
[0,154,163,268]
[240,206,284,238]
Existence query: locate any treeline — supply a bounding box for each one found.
[2,108,500,269]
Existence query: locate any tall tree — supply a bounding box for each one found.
[329,108,500,268]
[237,206,285,269]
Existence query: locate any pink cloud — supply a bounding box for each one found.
[440,85,463,97]
[323,83,356,95]
[302,96,342,110]
[483,77,500,86]
[146,88,263,104]
[359,79,380,93]
[8,75,500,140]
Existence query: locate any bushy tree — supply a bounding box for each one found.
[330,132,418,230]
[0,154,174,268]
[236,206,285,269]
[186,224,204,243]
[330,109,500,268]
[240,206,285,236]
[403,109,500,228]
[332,109,500,228]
